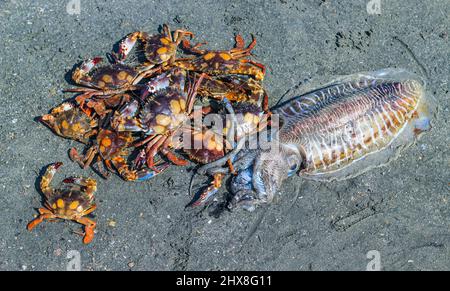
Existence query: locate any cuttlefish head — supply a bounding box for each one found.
[253,142,303,204]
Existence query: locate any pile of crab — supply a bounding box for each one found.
[28,25,270,243]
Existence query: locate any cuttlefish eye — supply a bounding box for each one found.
[288,163,298,177]
[287,155,301,177]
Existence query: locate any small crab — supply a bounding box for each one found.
[65,57,145,108]
[175,34,266,81]
[112,68,206,170]
[27,162,97,244]
[196,74,269,111]
[69,128,166,181]
[116,24,194,74]
[40,102,98,144]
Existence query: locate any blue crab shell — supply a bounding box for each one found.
[273,68,436,181]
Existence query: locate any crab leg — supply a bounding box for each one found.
[95,156,111,178]
[229,34,256,57]
[133,149,148,170]
[146,135,166,170]
[239,59,266,74]
[69,147,97,169]
[83,148,97,169]
[136,66,164,81]
[75,216,97,244]
[186,173,225,207]
[74,91,98,108]
[132,134,158,148]
[160,136,188,166]
[104,159,116,173]
[181,39,208,55]
[233,34,246,50]
[186,73,206,113]
[27,208,55,231]
[65,85,143,96]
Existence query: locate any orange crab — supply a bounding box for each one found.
[197,75,269,110]
[27,162,97,244]
[183,126,231,207]
[116,24,194,74]
[175,34,266,81]
[40,102,98,144]
[65,57,145,108]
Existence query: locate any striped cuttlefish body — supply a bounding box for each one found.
[274,68,434,181]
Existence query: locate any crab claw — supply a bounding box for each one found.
[186,173,224,207]
[80,57,103,72]
[186,185,219,208]
[72,57,103,83]
[40,102,74,127]
[111,100,141,132]
[117,33,139,62]
[83,226,95,244]
[131,151,170,181]
[133,149,147,169]
[53,162,63,170]
[135,163,170,181]
[62,177,76,183]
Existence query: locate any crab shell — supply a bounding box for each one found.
[184,128,227,164]
[47,183,96,220]
[232,102,265,137]
[41,102,97,144]
[143,32,179,65]
[96,129,133,159]
[139,87,189,135]
[77,63,138,90]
